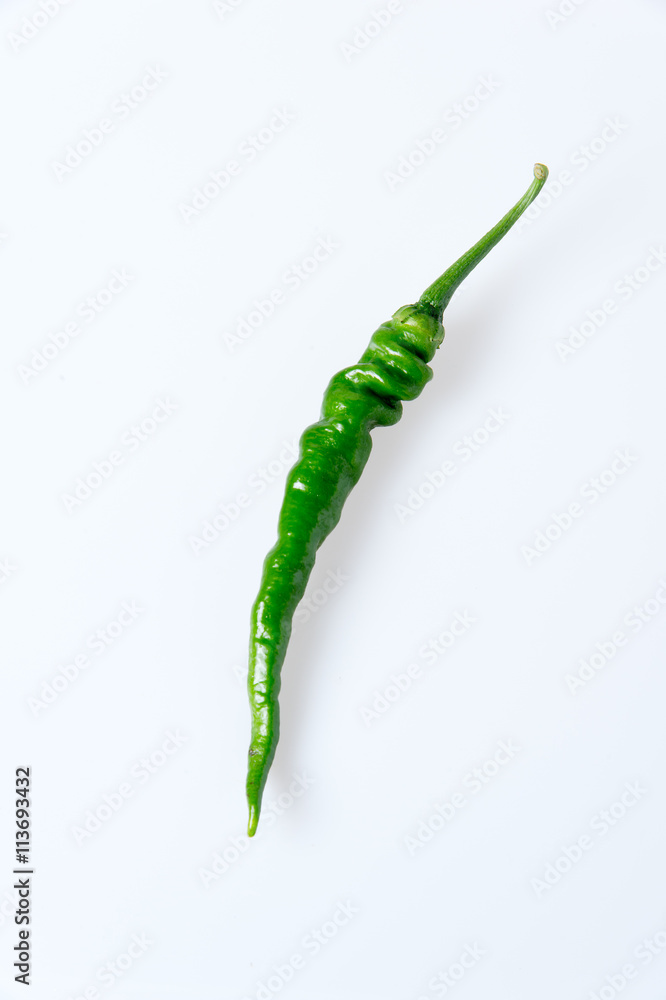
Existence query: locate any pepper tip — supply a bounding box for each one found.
[247,803,259,838]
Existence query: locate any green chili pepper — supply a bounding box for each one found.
[246,164,548,836]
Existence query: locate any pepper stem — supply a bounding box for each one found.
[418,163,548,320]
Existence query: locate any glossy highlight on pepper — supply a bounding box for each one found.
[246,164,549,836]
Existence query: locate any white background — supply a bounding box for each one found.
[2,1,665,998]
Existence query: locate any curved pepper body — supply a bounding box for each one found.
[246,165,549,836]
[246,306,443,833]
